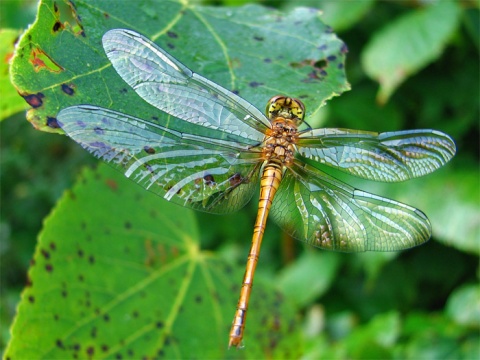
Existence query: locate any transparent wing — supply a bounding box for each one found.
[270,163,431,252]
[57,105,262,214]
[102,28,269,144]
[297,128,456,182]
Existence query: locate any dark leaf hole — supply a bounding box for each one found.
[313,59,327,68]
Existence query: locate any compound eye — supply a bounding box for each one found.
[265,95,286,118]
[292,98,306,121]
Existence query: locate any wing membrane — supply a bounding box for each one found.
[298,128,456,182]
[102,29,269,144]
[57,106,262,214]
[270,163,431,252]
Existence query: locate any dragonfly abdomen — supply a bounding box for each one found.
[229,161,283,347]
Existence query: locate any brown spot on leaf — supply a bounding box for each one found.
[21,92,44,108]
[41,249,50,259]
[61,83,75,95]
[47,117,60,128]
[86,346,94,357]
[249,81,263,88]
[105,178,118,191]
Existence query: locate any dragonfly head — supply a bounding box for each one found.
[266,95,305,124]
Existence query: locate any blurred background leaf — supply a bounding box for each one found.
[2,0,478,358]
[0,29,27,121]
[361,0,462,104]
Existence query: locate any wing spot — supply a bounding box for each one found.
[143,146,156,154]
[94,127,104,135]
[204,174,216,186]
[229,173,244,187]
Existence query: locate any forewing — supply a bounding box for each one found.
[270,163,431,252]
[102,29,269,144]
[298,128,456,182]
[57,106,261,214]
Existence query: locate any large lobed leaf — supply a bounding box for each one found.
[4,164,302,359]
[10,0,350,133]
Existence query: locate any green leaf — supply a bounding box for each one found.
[276,251,340,308]
[446,284,480,327]
[361,1,462,104]
[390,167,479,255]
[317,0,375,32]
[320,311,401,359]
[281,0,375,32]
[400,312,479,359]
[10,0,349,133]
[325,84,404,132]
[346,311,400,349]
[0,28,27,121]
[4,164,303,359]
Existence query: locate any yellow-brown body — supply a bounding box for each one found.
[229,96,304,347]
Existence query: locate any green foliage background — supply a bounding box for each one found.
[1,0,478,359]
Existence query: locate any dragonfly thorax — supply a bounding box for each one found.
[263,117,299,166]
[262,96,304,166]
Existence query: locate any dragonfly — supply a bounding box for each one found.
[57,28,456,348]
